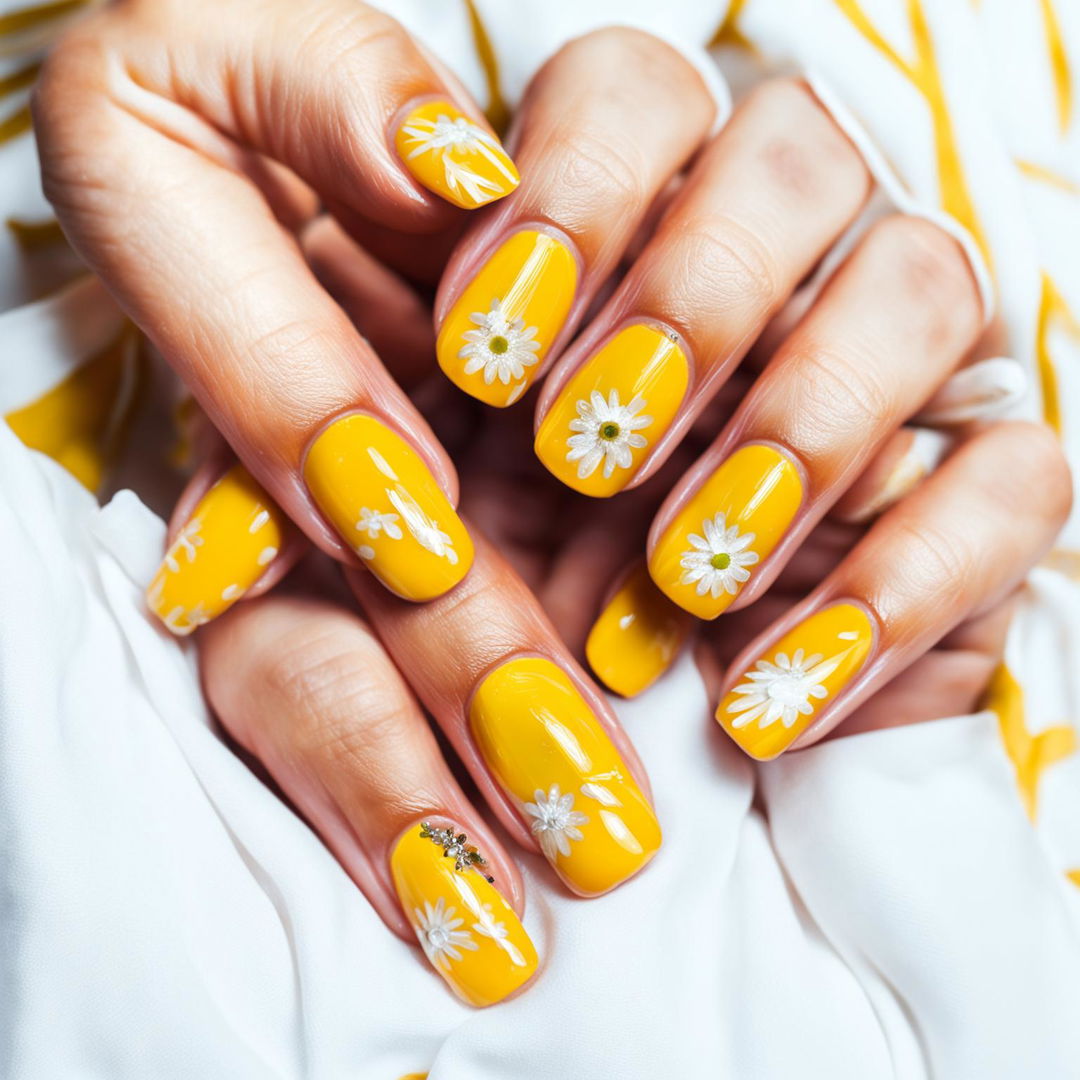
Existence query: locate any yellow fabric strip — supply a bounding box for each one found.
[984,663,1076,821]
[0,57,40,98]
[1016,158,1080,194]
[462,0,508,135]
[833,0,991,269]
[0,102,31,144]
[6,216,66,251]
[1039,0,1073,135]
[0,0,86,37]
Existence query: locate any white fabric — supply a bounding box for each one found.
[3,0,1080,1078]
[5,423,1080,1079]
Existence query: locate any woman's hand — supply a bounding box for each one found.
[432,53,1071,757]
[33,0,524,605]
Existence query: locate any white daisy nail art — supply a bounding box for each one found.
[400,112,517,205]
[355,507,402,541]
[678,514,760,598]
[726,648,845,730]
[459,298,541,386]
[523,784,588,861]
[413,897,479,971]
[566,390,653,480]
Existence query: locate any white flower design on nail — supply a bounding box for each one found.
[524,784,588,861]
[355,507,402,541]
[726,648,845,730]
[414,897,478,971]
[472,902,528,967]
[459,298,541,386]
[388,489,459,565]
[678,514,759,598]
[401,112,517,205]
[566,390,652,480]
[163,518,204,573]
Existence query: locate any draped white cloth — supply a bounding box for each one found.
[3,1,1080,1077]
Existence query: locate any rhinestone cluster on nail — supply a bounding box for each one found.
[420,821,494,882]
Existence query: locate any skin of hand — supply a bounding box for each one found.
[34,5,1072,1004]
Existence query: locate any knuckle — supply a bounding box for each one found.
[671,214,779,317]
[553,127,648,211]
[264,629,407,763]
[300,7,412,88]
[888,519,980,608]
[790,345,896,437]
[865,215,982,341]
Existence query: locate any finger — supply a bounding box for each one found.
[300,216,436,389]
[648,213,984,619]
[584,559,694,699]
[34,0,503,597]
[146,459,303,635]
[434,27,718,407]
[200,587,539,1007]
[709,422,1071,760]
[831,426,953,525]
[912,355,1028,426]
[833,592,1019,738]
[348,533,662,898]
[534,78,871,496]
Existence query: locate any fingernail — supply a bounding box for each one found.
[586,564,691,697]
[303,414,473,601]
[390,821,538,1007]
[848,428,951,523]
[437,230,577,407]
[913,357,1027,425]
[146,464,285,635]
[717,603,874,760]
[395,101,519,209]
[469,657,661,896]
[649,444,803,619]
[535,324,689,496]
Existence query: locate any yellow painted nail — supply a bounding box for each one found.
[395,100,519,210]
[146,464,286,635]
[303,414,473,602]
[469,657,661,896]
[535,324,689,497]
[437,230,577,407]
[391,822,538,1007]
[649,444,804,620]
[717,603,874,760]
[586,564,691,697]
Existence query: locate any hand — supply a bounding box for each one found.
[432,56,1071,757]
[33,0,524,607]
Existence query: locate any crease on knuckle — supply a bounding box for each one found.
[266,633,407,764]
[552,128,648,217]
[665,214,778,321]
[787,346,895,445]
[885,519,979,610]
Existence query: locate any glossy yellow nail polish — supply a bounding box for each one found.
[717,603,874,760]
[535,324,689,497]
[470,657,661,896]
[586,564,691,697]
[391,823,538,1007]
[649,444,803,620]
[303,414,473,601]
[146,464,285,636]
[395,100,519,210]
[437,231,577,407]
